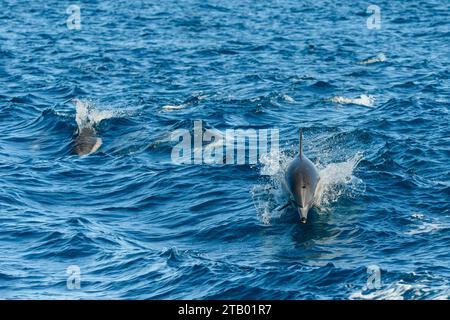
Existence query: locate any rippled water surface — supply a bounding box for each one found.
[0,0,449,299]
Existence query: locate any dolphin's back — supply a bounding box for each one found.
[285,155,320,207]
[74,127,102,156]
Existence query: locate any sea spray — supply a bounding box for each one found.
[73,99,118,130]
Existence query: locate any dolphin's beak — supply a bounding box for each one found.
[298,207,309,223]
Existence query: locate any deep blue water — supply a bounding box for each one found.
[0,0,449,299]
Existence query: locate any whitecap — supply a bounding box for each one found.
[329,94,375,107]
[161,104,187,111]
[350,279,449,300]
[73,99,118,129]
[282,94,295,103]
[405,221,445,235]
[358,53,386,65]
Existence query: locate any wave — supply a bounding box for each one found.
[350,277,450,300]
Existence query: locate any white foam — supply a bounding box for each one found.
[350,282,421,300]
[329,94,375,107]
[411,213,424,220]
[358,53,386,65]
[73,99,117,129]
[282,94,295,103]
[405,221,445,235]
[315,152,364,207]
[162,94,208,112]
[259,149,283,176]
[162,104,186,111]
[350,279,450,300]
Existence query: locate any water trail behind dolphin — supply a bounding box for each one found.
[252,150,364,225]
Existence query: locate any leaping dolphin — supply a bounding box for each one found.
[284,129,320,223]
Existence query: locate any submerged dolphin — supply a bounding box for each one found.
[284,129,320,223]
[73,126,102,156]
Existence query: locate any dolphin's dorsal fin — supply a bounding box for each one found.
[299,128,303,159]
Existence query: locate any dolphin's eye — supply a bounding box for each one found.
[302,185,306,189]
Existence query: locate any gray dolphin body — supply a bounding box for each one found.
[74,126,102,156]
[285,130,320,223]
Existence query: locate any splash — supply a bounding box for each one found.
[73,99,118,129]
[314,152,365,207]
[161,94,208,112]
[251,150,289,225]
[329,95,375,107]
[251,150,364,224]
[259,149,282,176]
[358,52,386,65]
[282,94,295,103]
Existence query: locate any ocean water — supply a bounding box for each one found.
[0,0,449,299]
